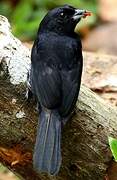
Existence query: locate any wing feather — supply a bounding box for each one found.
[31,65,61,109]
[59,59,82,117]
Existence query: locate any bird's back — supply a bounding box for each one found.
[31,32,82,117]
[32,32,81,70]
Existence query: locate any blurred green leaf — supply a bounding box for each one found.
[108,137,117,162]
[0,2,12,18]
[12,7,47,40]
[12,0,32,23]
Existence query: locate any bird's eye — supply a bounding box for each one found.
[60,12,65,17]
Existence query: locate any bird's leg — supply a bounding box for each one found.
[25,87,33,102]
[26,69,34,102]
[36,102,41,114]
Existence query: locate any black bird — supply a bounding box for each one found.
[29,5,91,175]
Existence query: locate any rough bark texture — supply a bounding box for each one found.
[0,15,117,180]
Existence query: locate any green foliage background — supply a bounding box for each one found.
[0,0,98,40]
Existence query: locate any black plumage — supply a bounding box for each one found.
[29,4,90,175]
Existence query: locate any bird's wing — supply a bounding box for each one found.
[31,64,61,109]
[59,52,83,117]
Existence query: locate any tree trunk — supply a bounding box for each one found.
[0,15,117,180]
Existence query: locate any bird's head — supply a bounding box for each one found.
[39,5,91,35]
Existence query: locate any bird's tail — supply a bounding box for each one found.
[33,109,62,175]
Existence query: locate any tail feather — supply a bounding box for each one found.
[33,109,61,175]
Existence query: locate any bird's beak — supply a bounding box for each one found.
[72,9,91,20]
